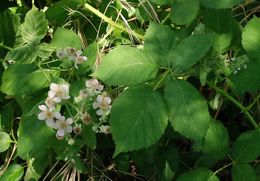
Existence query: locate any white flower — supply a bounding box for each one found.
[56,49,67,59]
[54,116,73,138]
[93,93,111,117]
[48,83,70,103]
[99,125,110,134]
[45,96,56,110]
[75,90,88,103]
[85,79,104,96]
[92,125,99,133]
[75,55,87,64]
[38,105,60,128]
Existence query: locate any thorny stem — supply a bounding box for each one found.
[208,82,258,129]
[84,3,144,40]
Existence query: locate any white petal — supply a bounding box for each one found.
[57,129,65,137]
[66,118,73,124]
[96,109,103,116]
[93,102,99,109]
[66,126,72,133]
[48,91,55,98]
[46,119,55,128]
[38,112,46,120]
[104,97,111,104]
[59,116,65,121]
[50,83,58,91]
[54,112,61,119]
[38,105,47,111]
[53,97,61,103]
[97,95,103,103]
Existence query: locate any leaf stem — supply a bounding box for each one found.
[246,93,260,110]
[153,70,170,90]
[208,82,258,129]
[0,42,12,51]
[84,3,144,40]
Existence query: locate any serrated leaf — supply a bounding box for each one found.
[200,0,244,9]
[242,17,260,60]
[95,47,158,86]
[0,164,24,181]
[36,43,55,59]
[169,34,214,71]
[52,27,82,50]
[232,163,257,181]
[164,80,210,141]
[202,120,229,159]
[17,114,54,159]
[111,85,168,155]
[232,129,260,163]
[229,60,260,93]
[143,23,185,67]
[170,0,199,25]
[204,9,234,34]
[45,0,83,25]
[1,64,57,95]
[4,43,37,63]
[0,10,20,57]
[20,7,48,44]
[176,168,219,181]
[0,131,12,153]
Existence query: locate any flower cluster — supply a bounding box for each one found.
[56,47,87,68]
[75,78,111,134]
[38,83,74,139]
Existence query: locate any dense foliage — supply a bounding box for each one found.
[0,0,260,180]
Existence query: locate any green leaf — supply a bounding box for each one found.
[204,9,234,34]
[143,23,185,67]
[0,10,20,57]
[36,43,55,59]
[229,60,260,93]
[24,158,41,181]
[164,80,210,141]
[232,163,257,181]
[170,0,199,25]
[17,114,54,159]
[95,47,158,86]
[52,27,82,50]
[176,168,219,181]
[1,64,57,95]
[20,7,48,44]
[202,120,229,159]
[150,0,172,5]
[4,43,37,63]
[242,17,260,60]
[0,164,24,181]
[111,85,168,155]
[45,0,83,26]
[199,0,244,9]
[82,125,96,150]
[170,34,214,71]
[0,131,12,152]
[232,129,260,163]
